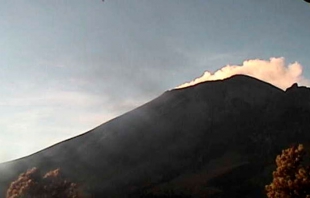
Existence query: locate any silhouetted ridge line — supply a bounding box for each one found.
[1,74,310,198]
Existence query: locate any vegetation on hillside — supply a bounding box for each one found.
[265,144,310,198]
[6,167,85,198]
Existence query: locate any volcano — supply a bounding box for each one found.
[1,74,310,198]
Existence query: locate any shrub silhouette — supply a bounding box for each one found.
[6,167,84,198]
[265,144,310,198]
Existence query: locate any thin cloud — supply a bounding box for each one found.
[0,86,147,163]
[176,57,310,90]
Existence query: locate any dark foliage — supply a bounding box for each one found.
[6,167,84,198]
[266,144,310,198]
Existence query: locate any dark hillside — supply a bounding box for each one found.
[1,75,310,197]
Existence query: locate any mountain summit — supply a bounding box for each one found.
[1,75,310,197]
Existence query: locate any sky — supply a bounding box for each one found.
[0,0,310,163]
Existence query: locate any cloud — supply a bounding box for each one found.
[0,86,148,163]
[176,57,310,90]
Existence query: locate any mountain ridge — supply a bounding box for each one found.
[1,74,309,198]
[3,74,280,164]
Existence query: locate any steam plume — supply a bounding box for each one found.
[176,57,309,90]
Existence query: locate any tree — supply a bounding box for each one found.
[265,144,310,198]
[6,167,85,198]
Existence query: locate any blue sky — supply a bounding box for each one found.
[1,0,310,162]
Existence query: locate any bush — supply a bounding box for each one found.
[265,144,310,198]
[6,167,84,198]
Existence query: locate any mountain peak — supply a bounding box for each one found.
[1,74,310,198]
[170,74,283,109]
[175,74,283,92]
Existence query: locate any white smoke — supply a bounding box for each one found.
[176,57,309,90]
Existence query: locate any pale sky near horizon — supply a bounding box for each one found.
[1,0,310,163]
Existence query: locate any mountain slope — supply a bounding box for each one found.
[1,74,310,198]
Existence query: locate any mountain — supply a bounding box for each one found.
[1,74,310,198]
